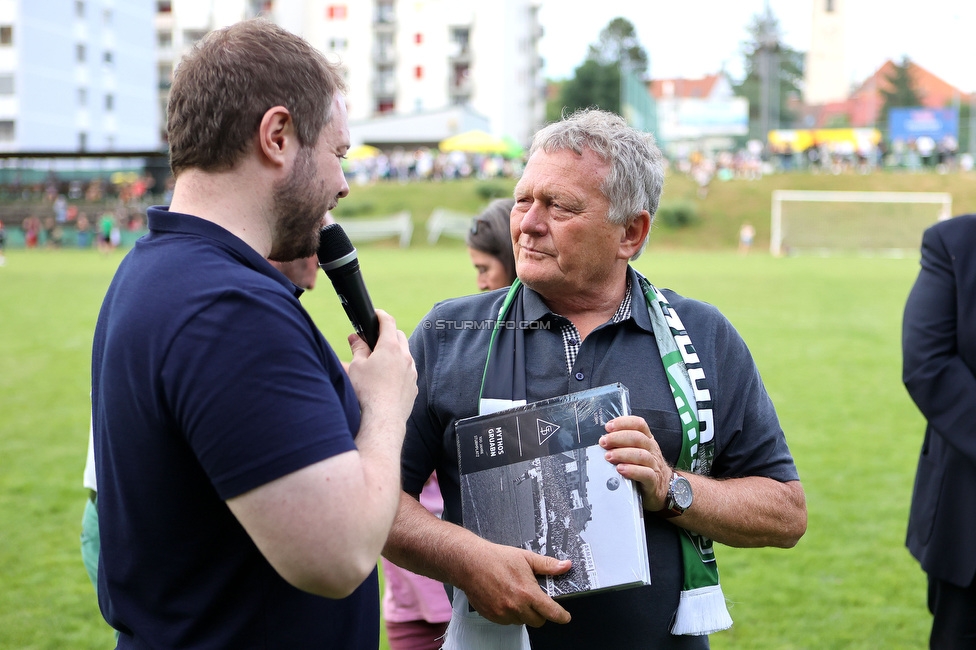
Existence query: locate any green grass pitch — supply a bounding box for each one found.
[0,238,930,648]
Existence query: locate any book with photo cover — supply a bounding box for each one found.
[455,383,650,599]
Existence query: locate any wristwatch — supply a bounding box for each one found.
[658,471,693,518]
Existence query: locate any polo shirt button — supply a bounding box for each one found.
[575,372,584,381]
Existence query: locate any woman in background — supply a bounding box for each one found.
[466,198,517,291]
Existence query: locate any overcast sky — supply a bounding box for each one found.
[537,0,976,92]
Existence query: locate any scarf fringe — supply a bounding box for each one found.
[441,590,530,650]
[671,585,733,636]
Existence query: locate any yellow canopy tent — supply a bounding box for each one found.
[346,144,382,160]
[438,130,510,155]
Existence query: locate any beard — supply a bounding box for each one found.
[268,148,331,262]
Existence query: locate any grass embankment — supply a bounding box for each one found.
[332,168,976,251]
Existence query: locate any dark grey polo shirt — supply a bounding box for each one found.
[403,266,799,649]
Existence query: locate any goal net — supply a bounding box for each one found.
[770,190,952,257]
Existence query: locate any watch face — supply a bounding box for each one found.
[672,476,694,510]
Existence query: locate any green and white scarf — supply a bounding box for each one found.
[479,273,732,636]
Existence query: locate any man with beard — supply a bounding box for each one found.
[90,19,417,649]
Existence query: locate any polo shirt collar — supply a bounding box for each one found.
[625,266,654,334]
[518,266,654,335]
[147,205,304,298]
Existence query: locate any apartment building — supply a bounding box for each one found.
[154,0,266,144]
[305,0,545,147]
[0,0,157,153]
[154,0,544,148]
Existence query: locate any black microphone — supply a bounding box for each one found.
[317,223,380,350]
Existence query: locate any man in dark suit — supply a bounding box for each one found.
[903,214,976,649]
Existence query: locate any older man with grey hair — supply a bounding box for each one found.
[384,108,807,649]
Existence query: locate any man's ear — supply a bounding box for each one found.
[619,211,651,259]
[257,106,295,169]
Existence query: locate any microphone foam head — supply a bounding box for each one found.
[317,223,355,267]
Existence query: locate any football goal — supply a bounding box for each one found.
[770,190,952,257]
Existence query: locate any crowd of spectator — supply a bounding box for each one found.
[0,172,162,250]
[672,135,974,190]
[0,137,973,252]
[344,148,523,185]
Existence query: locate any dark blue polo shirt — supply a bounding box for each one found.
[91,207,377,648]
[403,267,799,649]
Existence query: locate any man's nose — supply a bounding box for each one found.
[518,201,546,235]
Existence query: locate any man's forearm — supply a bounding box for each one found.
[671,476,807,548]
[348,414,408,551]
[383,491,480,587]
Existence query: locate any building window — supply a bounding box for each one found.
[376,66,395,96]
[376,1,394,23]
[158,62,173,89]
[451,27,470,51]
[158,31,172,48]
[825,0,834,11]
[78,131,87,151]
[103,8,112,24]
[78,88,87,105]
[326,4,347,19]
[415,66,423,79]
[105,94,114,111]
[157,1,172,13]
[452,64,469,88]
[0,25,13,45]
[76,44,86,62]
[103,51,113,65]
[329,37,348,51]
[75,1,84,18]
[415,32,422,44]
[0,74,13,95]
[184,29,207,45]
[0,120,14,142]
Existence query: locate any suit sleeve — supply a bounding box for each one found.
[902,223,976,464]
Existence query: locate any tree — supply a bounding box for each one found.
[878,57,923,129]
[587,17,648,75]
[559,59,621,115]
[544,80,566,123]
[732,8,804,140]
[553,17,648,117]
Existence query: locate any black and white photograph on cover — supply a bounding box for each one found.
[456,384,650,599]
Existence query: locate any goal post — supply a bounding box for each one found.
[770,190,952,257]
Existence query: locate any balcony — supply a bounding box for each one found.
[372,77,396,98]
[448,45,470,64]
[449,76,473,97]
[373,46,395,65]
[374,4,395,26]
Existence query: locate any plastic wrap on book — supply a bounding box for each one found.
[455,383,651,599]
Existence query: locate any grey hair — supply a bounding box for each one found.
[528,108,665,259]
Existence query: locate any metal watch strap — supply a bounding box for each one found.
[655,471,684,518]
